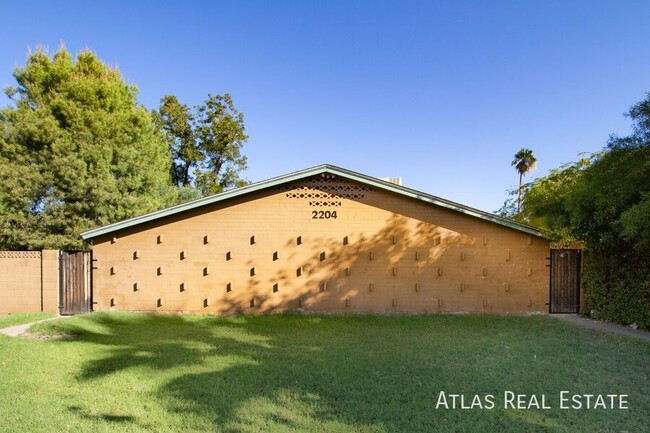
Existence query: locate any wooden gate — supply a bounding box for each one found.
[59,251,92,315]
[549,249,581,313]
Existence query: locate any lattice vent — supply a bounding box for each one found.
[0,251,41,259]
[279,176,375,200]
[287,192,365,199]
[308,201,342,207]
[279,184,375,193]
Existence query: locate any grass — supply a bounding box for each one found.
[0,313,648,433]
[0,312,55,328]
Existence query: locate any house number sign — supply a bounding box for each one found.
[312,210,338,219]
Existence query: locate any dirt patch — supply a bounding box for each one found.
[23,332,80,341]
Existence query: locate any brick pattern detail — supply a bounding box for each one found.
[280,174,375,200]
[288,192,363,199]
[0,251,41,259]
[309,201,342,207]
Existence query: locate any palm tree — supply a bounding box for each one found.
[511,148,537,213]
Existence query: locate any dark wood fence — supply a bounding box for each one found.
[549,249,581,313]
[59,251,92,315]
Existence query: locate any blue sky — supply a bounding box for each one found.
[1,1,649,212]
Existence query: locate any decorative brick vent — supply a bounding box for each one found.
[279,175,375,201]
[289,191,364,200]
[0,251,41,259]
[308,201,342,207]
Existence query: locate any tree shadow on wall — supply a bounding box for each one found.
[221,212,480,314]
[46,312,579,432]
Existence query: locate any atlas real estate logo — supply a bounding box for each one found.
[435,391,629,410]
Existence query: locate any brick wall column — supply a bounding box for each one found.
[41,250,60,313]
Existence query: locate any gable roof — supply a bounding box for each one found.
[80,164,544,240]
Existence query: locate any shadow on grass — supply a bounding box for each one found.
[68,405,136,423]
[41,312,648,433]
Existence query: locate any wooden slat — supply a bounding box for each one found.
[59,251,91,315]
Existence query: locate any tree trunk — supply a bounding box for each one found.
[517,172,523,213]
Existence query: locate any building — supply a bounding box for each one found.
[81,164,550,314]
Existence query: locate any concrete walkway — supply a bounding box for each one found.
[551,314,650,342]
[0,316,65,337]
[0,322,37,337]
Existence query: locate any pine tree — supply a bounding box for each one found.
[0,47,172,249]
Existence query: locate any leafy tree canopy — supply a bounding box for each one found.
[0,47,172,249]
[519,154,597,244]
[514,93,650,249]
[154,93,248,195]
[570,97,650,252]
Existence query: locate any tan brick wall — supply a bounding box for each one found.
[41,250,60,312]
[0,250,59,314]
[92,176,551,314]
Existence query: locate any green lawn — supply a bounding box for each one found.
[0,313,647,433]
[0,312,55,329]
